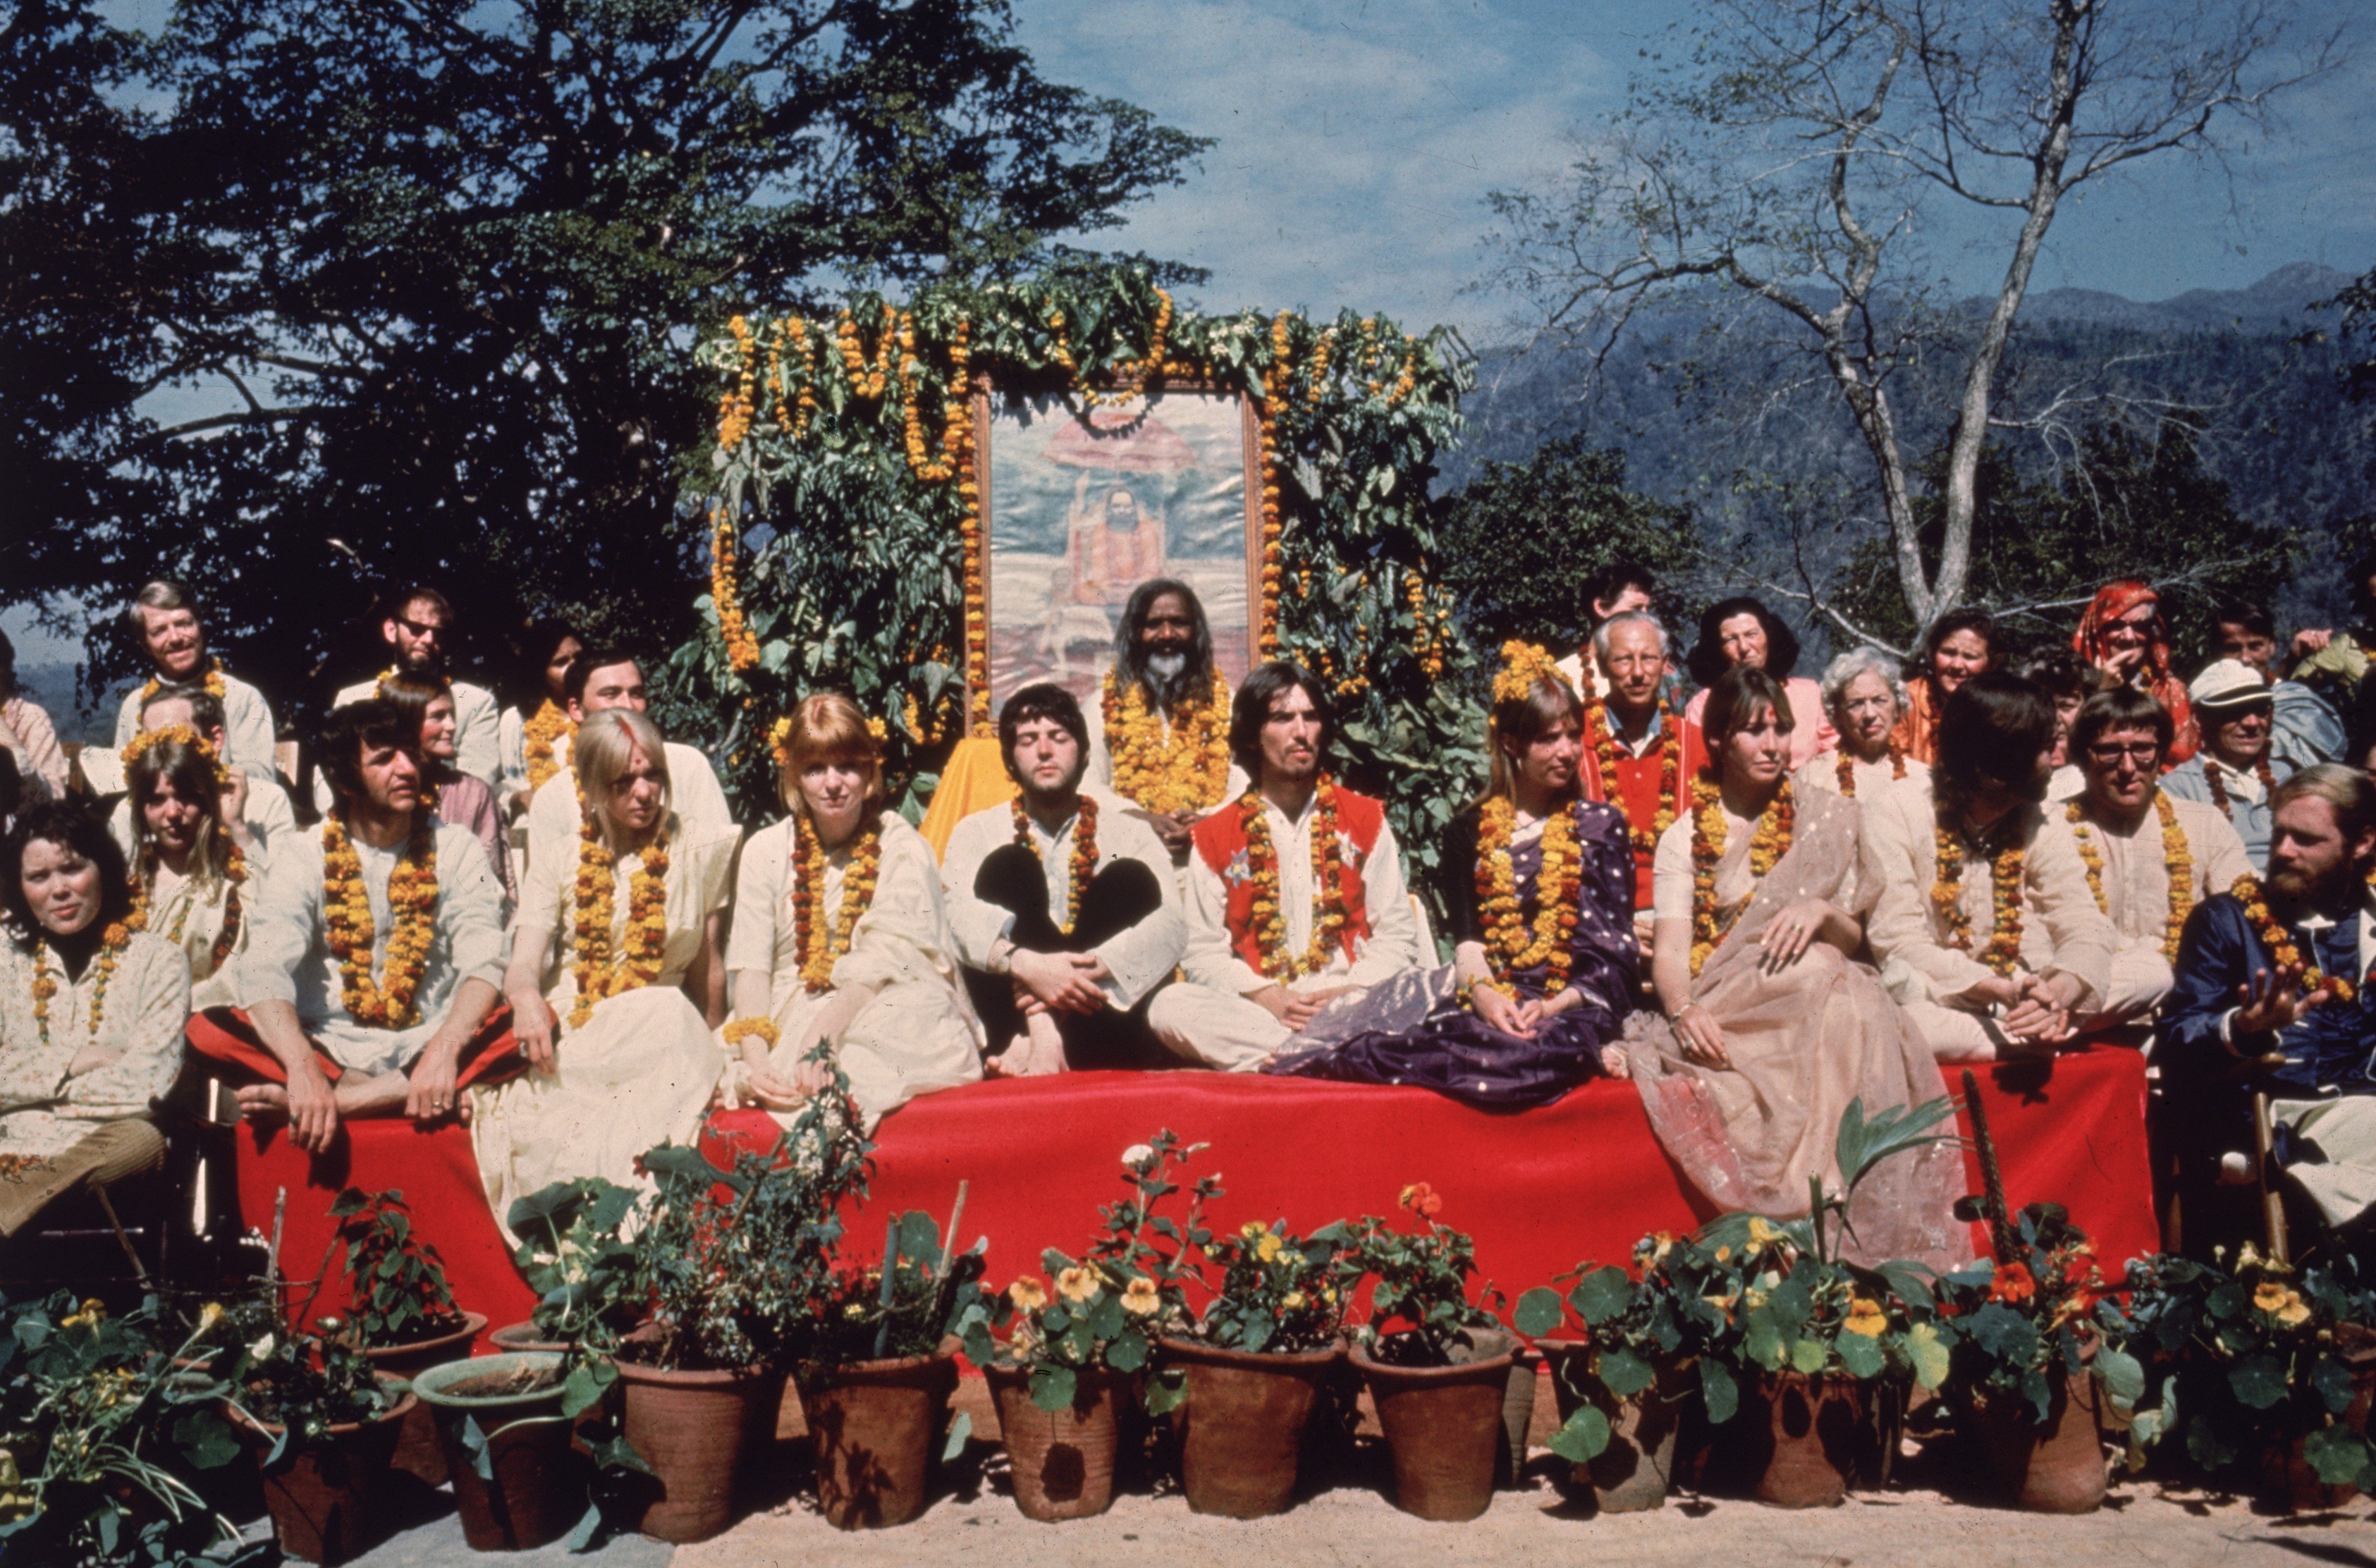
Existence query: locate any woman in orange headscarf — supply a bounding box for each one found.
[2072,581,2198,766]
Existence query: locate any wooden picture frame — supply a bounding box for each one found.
[968,378,1266,719]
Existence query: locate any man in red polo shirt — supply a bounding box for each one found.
[1568,611,1700,958]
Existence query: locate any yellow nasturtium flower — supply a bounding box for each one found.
[1842,1298,1889,1338]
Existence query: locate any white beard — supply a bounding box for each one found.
[1146,652,1187,680]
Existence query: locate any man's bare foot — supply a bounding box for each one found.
[236,1084,290,1124]
[988,1022,1069,1078]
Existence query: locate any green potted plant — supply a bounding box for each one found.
[1690,1097,1961,1508]
[325,1186,483,1487]
[0,1292,249,1565]
[495,1176,642,1358]
[1158,1194,1352,1520]
[961,1133,1203,1522]
[1339,1182,1514,1522]
[795,1203,984,1530]
[1516,1231,1718,1513]
[408,1350,588,1552]
[2123,1245,2376,1512]
[1930,1199,2145,1513]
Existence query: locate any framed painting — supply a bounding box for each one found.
[972,383,1263,715]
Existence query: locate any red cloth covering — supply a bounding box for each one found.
[224,1049,2152,1342]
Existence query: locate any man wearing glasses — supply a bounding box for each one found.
[2046,686,2250,1032]
[325,585,502,791]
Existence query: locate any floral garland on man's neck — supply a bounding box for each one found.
[1105,668,1231,814]
[1584,696,1681,856]
[1687,778,1793,977]
[139,659,225,708]
[2233,874,2357,1006]
[1013,794,1099,936]
[523,701,573,790]
[1473,798,1581,999]
[322,811,438,1028]
[2066,793,2193,961]
[1240,777,1348,983]
[568,789,672,1029]
[794,808,882,994]
[2204,752,2279,814]
[1835,744,1906,799]
[1933,807,2024,977]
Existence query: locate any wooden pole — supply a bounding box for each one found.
[2252,1091,2290,1266]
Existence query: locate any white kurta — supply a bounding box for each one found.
[1788,752,1931,805]
[724,812,981,1129]
[2034,792,2252,1026]
[236,819,509,1076]
[939,792,1186,1013]
[134,863,254,1012]
[1147,791,1424,1070]
[115,669,278,781]
[522,741,733,881]
[472,811,738,1244]
[0,933,189,1161]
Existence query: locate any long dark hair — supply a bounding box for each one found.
[1111,579,1215,710]
[510,617,581,714]
[375,669,459,784]
[1935,673,2055,803]
[127,731,236,890]
[1913,609,1998,686]
[5,802,137,953]
[1229,662,1331,781]
[1698,667,1797,783]
[1686,597,1800,689]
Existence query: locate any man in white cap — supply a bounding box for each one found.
[2163,658,2295,872]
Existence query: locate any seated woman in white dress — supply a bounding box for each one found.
[720,693,982,1129]
[480,708,737,1239]
[121,725,256,1013]
[1625,668,1962,1268]
[0,805,187,1236]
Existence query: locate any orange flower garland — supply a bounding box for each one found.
[1104,667,1232,814]
[1933,813,2024,977]
[1584,696,1683,856]
[1255,311,1293,658]
[523,700,573,791]
[715,314,757,451]
[2204,754,2280,816]
[30,914,139,1047]
[1687,778,1794,976]
[836,304,896,400]
[899,314,969,484]
[711,504,760,672]
[1012,794,1099,936]
[139,660,226,709]
[767,315,818,437]
[567,788,672,1029]
[322,810,439,1028]
[1240,777,1348,983]
[122,722,230,786]
[2233,874,2356,1005]
[1473,798,1582,998]
[794,808,882,994]
[1834,745,1907,798]
[2066,793,2194,961]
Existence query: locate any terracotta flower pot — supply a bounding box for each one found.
[1749,1370,1864,1508]
[411,1351,589,1551]
[363,1309,488,1487]
[801,1346,959,1529]
[1160,1337,1343,1519]
[614,1352,775,1543]
[226,1389,416,1565]
[1538,1339,1686,1513]
[986,1363,1130,1521]
[489,1320,571,1355]
[1979,1353,2107,1513]
[2259,1430,2360,1513]
[1350,1335,1515,1522]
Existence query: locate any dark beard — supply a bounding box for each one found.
[2268,861,2351,911]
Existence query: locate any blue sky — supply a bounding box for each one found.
[13,0,2372,669]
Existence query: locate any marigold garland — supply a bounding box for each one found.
[1933,812,2025,977]
[131,844,248,977]
[715,314,758,452]
[2204,754,2280,816]
[1240,778,1348,983]
[2066,792,2194,962]
[794,809,882,994]
[1473,798,1582,1000]
[711,504,760,672]
[722,1017,780,1051]
[122,723,230,787]
[30,916,139,1048]
[1255,312,1293,659]
[138,660,226,709]
[322,811,439,1029]
[2233,873,2357,1006]
[899,314,969,484]
[1834,744,1907,799]
[1687,778,1794,976]
[1012,794,1099,936]
[568,788,672,1030]
[1584,696,1683,856]
[1104,667,1232,814]
[837,303,896,400]
[523,701,574,791]
[1491,640,1570,707]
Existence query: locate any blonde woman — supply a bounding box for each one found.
[478,708,738,1239]
[122,725,255,1011]
[720,694,981,1129]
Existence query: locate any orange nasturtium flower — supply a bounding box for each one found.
[1988,1262,2038,1306]
[1399,1182,1443,1218]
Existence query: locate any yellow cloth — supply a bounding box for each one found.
[917,736,1017,859]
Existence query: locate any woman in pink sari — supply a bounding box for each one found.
[1625,668,1963,1269]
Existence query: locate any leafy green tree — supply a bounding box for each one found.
[1436,437,1693,663]
[9,0,1208,718]
[1832,424,2295,668]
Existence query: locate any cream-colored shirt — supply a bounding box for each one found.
[1790,751,1932,804]
[115,669,278,781]
[520,810,737,1015]
[1180,791,1423,997]
[110,775,296,875]
[940,792,1187,1011]
[0,933,189,1158]
[2034,792,2251,954]
[1861,776,2117,1011]
[725,811,964,1013]
[0,697,68,800]
[523,741,733,877]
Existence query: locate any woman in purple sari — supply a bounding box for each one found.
[1268,646,1637,1108]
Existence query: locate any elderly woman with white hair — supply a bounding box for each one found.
[1791,646,1931,802]
[476,707,739,1241]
